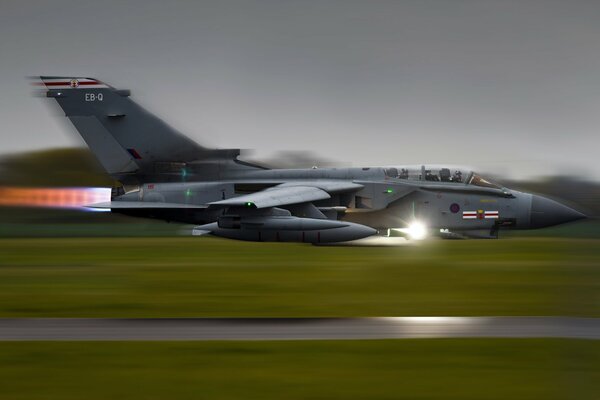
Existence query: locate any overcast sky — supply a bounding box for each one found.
[1,0,600,179]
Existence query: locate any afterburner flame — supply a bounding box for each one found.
[0,187,111,210]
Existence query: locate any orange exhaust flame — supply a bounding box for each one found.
[0,187,111,210]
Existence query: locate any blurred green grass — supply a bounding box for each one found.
[0,340,598,400]
[0,237,597,317]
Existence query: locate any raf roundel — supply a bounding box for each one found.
[450,203,460,214]
[69,79,79,88]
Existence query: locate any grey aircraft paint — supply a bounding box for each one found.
[39,77,586,243]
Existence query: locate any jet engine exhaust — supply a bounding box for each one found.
[0,186,110,211]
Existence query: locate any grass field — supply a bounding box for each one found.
[0,237,597,317]
[0,220,598,400]
[0,339,598,400]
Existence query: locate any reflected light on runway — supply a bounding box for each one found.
[0,186,111,211]
[376,317,489,338]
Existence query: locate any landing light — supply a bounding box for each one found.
[392,221,428,240]
[407,222,427,240]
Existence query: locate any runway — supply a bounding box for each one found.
[0,317,597,340]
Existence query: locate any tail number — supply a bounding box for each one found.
[85,93,104,102]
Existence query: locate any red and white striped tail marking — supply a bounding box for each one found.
[463,210,499,220]
[40,78,109,89]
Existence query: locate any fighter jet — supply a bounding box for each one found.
[38,76,586,243]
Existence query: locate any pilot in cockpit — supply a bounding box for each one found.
[452,170,463,183]
[425,170,439,181]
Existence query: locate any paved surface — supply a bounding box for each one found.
[0,317,597,340]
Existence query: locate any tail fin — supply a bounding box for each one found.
[38,76,226,179]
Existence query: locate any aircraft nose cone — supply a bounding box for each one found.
[530,195,586,228]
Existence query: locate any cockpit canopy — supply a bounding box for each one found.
[384,165,503,189]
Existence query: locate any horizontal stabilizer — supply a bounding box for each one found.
[87,201,208,209]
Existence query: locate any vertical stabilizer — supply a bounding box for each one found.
[39,76,214,176]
